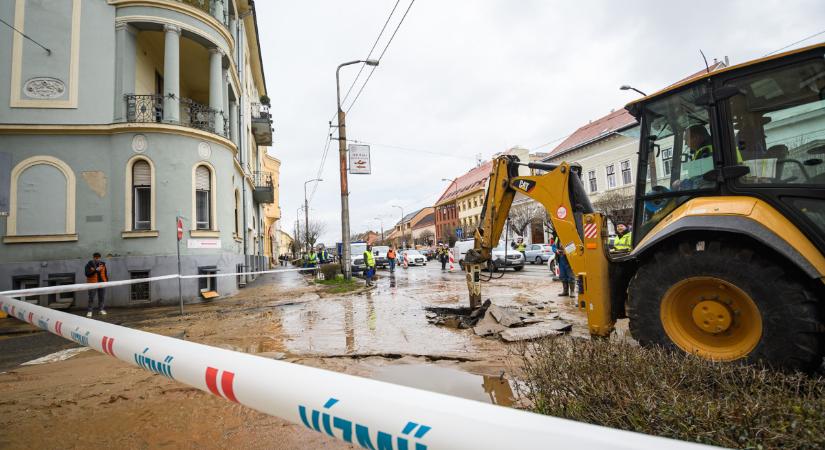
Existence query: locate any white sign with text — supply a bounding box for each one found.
[349,144,371,174]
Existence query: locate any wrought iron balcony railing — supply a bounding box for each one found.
[125,94,163,123]
[124,94,228,139]
[250,102,271,120]
[252,171,273,188]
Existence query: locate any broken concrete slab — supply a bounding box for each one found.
[489,305,524,327]
[500,322,568,342]
[472,309,508,337]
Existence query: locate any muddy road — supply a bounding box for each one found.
[0,264,589,449]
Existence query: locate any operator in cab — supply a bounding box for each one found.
[612,223,632,252]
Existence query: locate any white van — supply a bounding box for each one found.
[452,239,475,269]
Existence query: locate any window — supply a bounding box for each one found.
[621,160,632,185]
[606,164,616,189]
[129,271,151,302]
[195,165,212,230]
[588,170,597,192]
[133,161,151,230]
[637,82,713,241]
[47,273,75,307]
[198,266,218,293]
[662,147,673,176]
[12,275,39,304]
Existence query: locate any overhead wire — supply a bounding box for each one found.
[312,0,406,203]
[345,0,416,114]
[348,139,476,161]
[339,0,402,109]
[765,28,825,56]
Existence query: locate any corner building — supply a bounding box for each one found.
[0,0,276,306]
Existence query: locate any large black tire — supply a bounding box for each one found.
[627,238,824,371]
[513,266,524,272]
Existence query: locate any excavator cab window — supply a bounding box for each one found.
[723,55,825,250]
[635,83,717,241]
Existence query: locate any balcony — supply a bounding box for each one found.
[124,94,228,138]
[250,103,273,146]
[251,171,274,204]
[175,0,229,28]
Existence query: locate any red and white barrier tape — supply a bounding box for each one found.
[0,267,319,298]
[0,294,717,449]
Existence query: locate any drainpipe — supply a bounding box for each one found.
[237,12,248,262]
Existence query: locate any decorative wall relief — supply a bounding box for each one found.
[23,77,66,99]
[132,134,148,153]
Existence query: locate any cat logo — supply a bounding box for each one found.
[513,179,536,193]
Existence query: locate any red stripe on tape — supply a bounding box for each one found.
[221,371,238,403]
[205,367,222,398]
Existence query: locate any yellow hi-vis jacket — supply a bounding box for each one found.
[363,250,376,268]
[614,232,632,251]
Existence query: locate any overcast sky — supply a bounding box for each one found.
[256,0,825,244]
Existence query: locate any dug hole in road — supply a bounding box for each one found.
[0,264,595,449]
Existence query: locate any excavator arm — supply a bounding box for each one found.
[464,154,615,336]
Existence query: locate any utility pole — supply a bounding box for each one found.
[336,59,378,279]
[304,178,322,255]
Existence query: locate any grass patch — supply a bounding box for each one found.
[315,277,361,294]
[516,338,825,449]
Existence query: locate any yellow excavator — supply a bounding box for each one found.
[465,43,825,371]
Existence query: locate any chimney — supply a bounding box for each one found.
[724,55,730,66]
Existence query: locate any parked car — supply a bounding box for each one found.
[524,244,554,264]
[419,249,435,260]
[372,245,390,269]
[402,249,427,266]
[489,243,524,271]
[350,242,368,274]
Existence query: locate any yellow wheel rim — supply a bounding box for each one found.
[660,277,762,361]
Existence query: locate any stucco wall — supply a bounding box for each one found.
[0,132,246,262]
[0,0,115,124]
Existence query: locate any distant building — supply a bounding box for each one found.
[277,230,293,258]
[0,1,275,306]
[435,161,492,244]
[411,211,436,247]
[388,207,433,248]
[261,153,282,262]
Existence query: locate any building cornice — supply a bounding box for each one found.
[0,123,237,155]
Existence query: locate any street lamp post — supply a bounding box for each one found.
[392,205,404,248]
[374,217,384,242]
[620,85,647,96]
[304,178,322,254]
[337,59,379,280]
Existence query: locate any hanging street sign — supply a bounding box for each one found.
[349,144,371,174]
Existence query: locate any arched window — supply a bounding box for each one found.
[132,161,151,230]
[195,165,212,230]
[6,156,76,243]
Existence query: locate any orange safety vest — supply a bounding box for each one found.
[86,261,108,283]
[387,249,396,259]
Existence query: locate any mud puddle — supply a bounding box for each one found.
[372,364,515,406]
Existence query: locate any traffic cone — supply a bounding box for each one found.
[449,249,455,272]
[402,252,409,269]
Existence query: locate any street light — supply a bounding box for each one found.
[337,59,380,280]
[620,85,647,96]
[374,217,384,242]
[304,178,323,254]
[295,205,305,258]
[392,205,404,248]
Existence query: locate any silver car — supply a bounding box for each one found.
[524,243,554,264]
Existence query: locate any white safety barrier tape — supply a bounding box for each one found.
[0,267,319,297]
[0,294,716,449]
